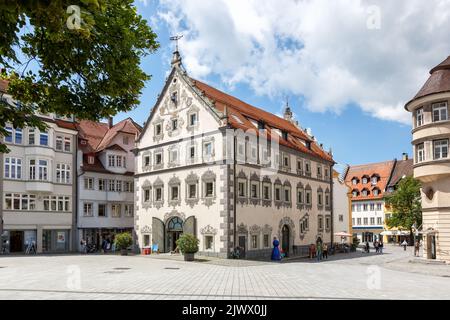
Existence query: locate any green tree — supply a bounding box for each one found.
[0,0,159,152]
[385,176,422,245]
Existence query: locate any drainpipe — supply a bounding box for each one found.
[233,132,237,257]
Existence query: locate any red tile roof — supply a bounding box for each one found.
[406,55,450,108]
[344,160,395,201]
[190,78,333,163]
[387,159,413,189]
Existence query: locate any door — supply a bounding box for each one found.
[282,225,290,255]
[238,236,246,258]
[10,231,24,252]
[431,236,436,260]
[152,218,165,253]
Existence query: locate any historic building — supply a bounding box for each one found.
[1,79,78,253]
[332,170,351,244]
[344,160,395,243]
[76,118,141,251]
[405,55,450,262]
[134,50,334,259]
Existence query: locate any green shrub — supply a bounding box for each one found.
[176,234,199,254]
[114,232,133,250]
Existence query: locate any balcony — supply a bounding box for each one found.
[414,159,450,182]
[26,180,54,193]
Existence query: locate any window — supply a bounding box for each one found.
[98,204,107,217]
[170,149,178,164]
[416,143,425,163]
[363,204,368,211]
[317,166,322,177]
[189,146,196,160]
[362,177,368,184]
[204,142,213,157]
[4,126,13,143]
[29,160,36,180]
[363,218,368,225]
[283,155,289,167]
[370,203,375,211]
[318,192,323,206]
[263,234,270,248]
[352,218,356,226]
[155,187,163,201]
[171,186,179,200]
[116,156,122,167]
[362,189,369,197]
[284,188,291,202]
[155,123,162,136]
[39,131,48,146]
[371,176,378,185]
[144,188,151,202]
[324,168,329,179]
[373,189,380,196]
[111,204,121,218]
[318,216,323,230]
[238,181,246,197]
[124,181,133,193]
[325,193,330,207]
[171,119,178,131]
[432,102,448,122]
[434,139,448,160]
[38,160,48,181]
[155,153,162,165]
[84,177,94,190]
[305,189,312,205]
[352,190,359,197]
[124,204,134,217]
[144,235,150,247]
[205,236,213,250]
[189,113,198,126]
[28,128,35,145]
[370,217,375,225]
[108,155,115,167]
[116,180,122,192]
[416,108,424,127]
[357,204,362,212]
[109,179,116,192]
[325,216,330,230]
[188,184,197,199]
[339,214,344,222]
[251,183,259,199]
[352,204,356,212]
[205,182,214,197]
[263,184,271,200]
[99,179,106,191]
[144,155,151,167]
[251,235,258,249]
[4,194,36,210]
[88,156,95,164]
[56,164,70,184]
[377,203,382,211]
[297,160,303,172]
[275,186,281,201]
[4,158,22,179]
[377,217,382,225]
[123,136,129,145]
[15,128,22,144]
[352,178,358,185]
[56,136,63,151]
[64,137,71,152]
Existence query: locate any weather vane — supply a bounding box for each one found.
[170,35,183,52]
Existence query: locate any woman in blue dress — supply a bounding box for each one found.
[271,237,282,261]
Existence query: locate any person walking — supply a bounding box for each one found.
[414,240,420,256]
[316,242,322,262]
[365,241,370,253]
[379,241,384,254]
[401,239,408,251]
[322,243,328,259]
[271,237,282,262]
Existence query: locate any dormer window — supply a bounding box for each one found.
[88,156,95,165]
[352,178,359,185]
[371,175,379,185]
[171,92,178,106]
[155,123,162,136]
[362,176,369,184]
[362,188,369,197]
[352,189,359,197]
[373,188,380,196]
[282,131,288,140]
[171,119,178,131]
[258,121,265,130]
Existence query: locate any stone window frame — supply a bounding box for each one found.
[142,151,151,172]
[168,176,181,207]
[304,184,312,210]
[153,117,164,143]
[274,178,283,209]
[325,188,331,210]
[153,148,164,170]
[324,166,330,180]
[299,213,310,240]
[318,214,324,232]
[282,152,291,172]
[296,181,304,210]
[185,172,199,208]
[142,180,152,209]
[187,105,200,132]
[237,170,248,206]
[186,141,198,164]
[325,215,331,232]
[249,225,261,250]
[249,172,261,206]
[200,225,217,252]
[202,136,216,162]
[304,160,311,177]
[261,224,272,248]
[317,186,324,210]
[282,180,292,208]
[153,177,164,209]
[261,176,272,207]
[201,170,216,207]
[168,145,180,168]
[296,158,303,175]
[317,164,323,179]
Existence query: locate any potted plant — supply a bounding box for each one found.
[176,234,199,261]
[114,232,133,256]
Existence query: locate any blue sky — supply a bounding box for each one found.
[114,0,422,168]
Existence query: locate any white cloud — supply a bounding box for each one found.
[157,0,450,124]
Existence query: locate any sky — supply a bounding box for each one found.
[112,0,450,168]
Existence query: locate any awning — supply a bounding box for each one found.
[380,230,410,236]
[334,232,352,237]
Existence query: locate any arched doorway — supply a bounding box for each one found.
[167,217,183,252]
[281,225,290,256]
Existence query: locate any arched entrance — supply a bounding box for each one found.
[281,225,290,255]
[167,217,183,252]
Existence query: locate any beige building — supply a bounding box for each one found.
[405,55,450,262]
[332,170,351,244]
[134,50,335,259]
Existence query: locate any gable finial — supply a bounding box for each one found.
[170,35,183,67]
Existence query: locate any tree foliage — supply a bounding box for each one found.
[0,0,159,152]
[385,176,422,236]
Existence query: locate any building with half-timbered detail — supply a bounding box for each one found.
[134,50,335,259]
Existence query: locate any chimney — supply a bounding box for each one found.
[108,117,113,129]
[402,153,408,161]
